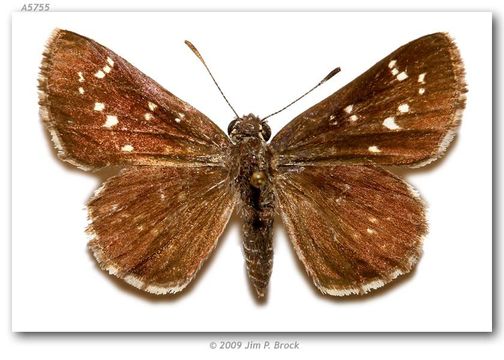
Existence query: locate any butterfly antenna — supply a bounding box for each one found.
[185,40,239,118]
[262,67,341,121]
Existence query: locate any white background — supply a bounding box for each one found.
[2,0,501,358]
[11,12,491,332]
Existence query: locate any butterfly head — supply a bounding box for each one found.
[227,114,271,142]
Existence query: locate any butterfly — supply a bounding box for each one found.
[39,29,466,299]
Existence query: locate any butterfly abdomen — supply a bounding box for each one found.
[230,116,275,300]
[240,180,275,300]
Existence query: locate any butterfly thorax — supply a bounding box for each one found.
[228,114,275,299]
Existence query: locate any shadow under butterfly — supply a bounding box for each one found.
[38,29,466,301]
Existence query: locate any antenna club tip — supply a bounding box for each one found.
[185,40,205,63]
[184,40,196,51]
[322,67,342,83]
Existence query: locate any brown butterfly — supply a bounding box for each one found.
[38,29,466,299]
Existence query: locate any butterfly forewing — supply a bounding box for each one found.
[271,32,466,168]
[88,166,237,294]
[274,165,426,295]
[39,29,230,170]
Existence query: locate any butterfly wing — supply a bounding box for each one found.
[88,166,237,294]
[40,30,237,294]
[39,29,230,170]
[271,32,466,168]
[270,33,465,295]
[274,165,426,295]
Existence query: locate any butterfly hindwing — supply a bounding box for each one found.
[274,165,426,295]
[270,32,466,168]
[88,166,237,294]
[39,29,230,170]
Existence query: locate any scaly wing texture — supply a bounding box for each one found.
[271,33,466,168]
[39,29,230,170]
[274,165,426,296]
[88,166,237,294]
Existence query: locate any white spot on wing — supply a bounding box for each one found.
[148,102,157,111]
[174,118,181,123]
[344,105,353,113]
[349,114,358,122]
[368,145,381,153]
[396,72,408,81]
[78,87,85,94]
[419,87,425,95]
[391,68,399,76]
[107,57,114,67]
[94,102,105,111]
[383,116,400,130]
[418,72,426,83]
[95,70,105,79]
[121,144,134,152]
[398,103,410,113]
[388,60,397,68]
[78,72,85,82]
[367,228,377,235]
[103,65,111,73]
[103,115,118,128]
[144,113,153,121]
[329,115,338,125]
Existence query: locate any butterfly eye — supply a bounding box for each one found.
[227,119,239,135]
[261,122,271,141]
